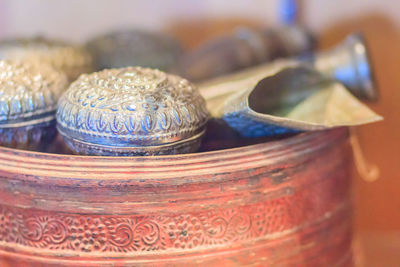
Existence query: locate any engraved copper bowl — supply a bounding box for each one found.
[0,128,353,266]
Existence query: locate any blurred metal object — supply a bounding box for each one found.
[216,66,381,138]
[220,67,327,137]
[176,25,315,82]
[199,32,382,137]
[279,0,298,25]
[200,33,378,102]
[304,33,378,101]
[0,37,94,82]
[0,60,68,150]
[85,30,183,71]
[56,67,209,156]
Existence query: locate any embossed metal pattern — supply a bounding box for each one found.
[0,174,346,252]
[0,37,94,82]
[0,128,353,266]
[56,67,209,155]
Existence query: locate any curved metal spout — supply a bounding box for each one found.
[305,33,378,101]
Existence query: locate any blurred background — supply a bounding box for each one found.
[0,0,398,266]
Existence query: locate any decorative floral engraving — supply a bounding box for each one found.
[0,181,343,254]
[134,220,160,246]
[69,217,107,252]
[18,217,43,242]
[109,223,134,247]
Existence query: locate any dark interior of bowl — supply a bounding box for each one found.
[43,118,298,155]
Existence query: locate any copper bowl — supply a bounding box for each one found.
[0,128,353,266]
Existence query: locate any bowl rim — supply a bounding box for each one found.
[0,128,344,159]
[0,128,349,181]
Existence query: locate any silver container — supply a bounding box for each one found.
[56,67,209,156]
[0,60,68,149]
[0,37,94,82]
[85,30,182,72]
[176,25,314,82]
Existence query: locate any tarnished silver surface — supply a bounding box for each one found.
[56,67,209,156]
[0,37,94,82]
[304,33,377,101]
[0,122,58,150]
[220,67,330,137]
[0,60,68,149]
[85,30,182,72]
[175,25,314,82]
[199,33,377,103]
[199,33,380,138]
[213,66,381,138]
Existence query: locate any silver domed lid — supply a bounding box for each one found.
[56,67,209,155]
[0,37,94,81]
[0,60,68,128]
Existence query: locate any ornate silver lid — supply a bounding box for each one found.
[0,59,68,128]
[56,67,209,156]
[85,30,182,71]
[0,37,94,82]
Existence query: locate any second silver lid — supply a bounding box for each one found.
[0,59,68,128]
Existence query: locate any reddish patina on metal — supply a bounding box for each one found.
[0,128,353,266]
